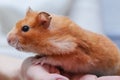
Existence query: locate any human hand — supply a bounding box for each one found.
[21,57,69,80]
[79,74,120,80]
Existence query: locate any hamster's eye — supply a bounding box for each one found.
[22,25,30,32]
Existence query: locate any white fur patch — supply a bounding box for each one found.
[48,36,77,53]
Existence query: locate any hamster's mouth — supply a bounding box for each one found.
[15,41,23,51]
[10,39,23,51]
[15,44,23,51]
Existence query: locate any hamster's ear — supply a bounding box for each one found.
[37,12,52,29]
[26,7,33,16]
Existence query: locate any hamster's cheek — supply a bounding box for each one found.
[18,36,29,45]
[7,34,19,48]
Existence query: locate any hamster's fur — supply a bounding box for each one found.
[7,8,120,76]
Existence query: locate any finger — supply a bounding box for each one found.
[97,76,120,80]
[80,74,97,80]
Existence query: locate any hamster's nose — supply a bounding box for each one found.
[7,38,11,44]
[7,33,15,46]
[7,36,12,45]
[7,37,12,44]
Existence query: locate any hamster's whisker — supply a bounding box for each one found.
[18,43,23,51]
[14,39,19,48]
[13,38,23,51]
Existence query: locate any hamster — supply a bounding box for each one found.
[7,8,120,77]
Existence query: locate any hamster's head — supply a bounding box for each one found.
[7,8,52,54]
[7,8,77,55]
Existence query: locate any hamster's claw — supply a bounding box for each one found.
[31,57,47,65]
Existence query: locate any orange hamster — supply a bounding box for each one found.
[7,8,120,76]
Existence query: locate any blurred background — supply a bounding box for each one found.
[0,0,120,59]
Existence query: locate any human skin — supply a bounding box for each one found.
[21,57,69,80]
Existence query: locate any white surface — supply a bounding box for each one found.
[0,0,71,15]
[0,54,22,78]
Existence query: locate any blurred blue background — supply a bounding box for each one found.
[0,0,120,59]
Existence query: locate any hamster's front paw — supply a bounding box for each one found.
[42,64,60,74]
[31,56,47,65]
